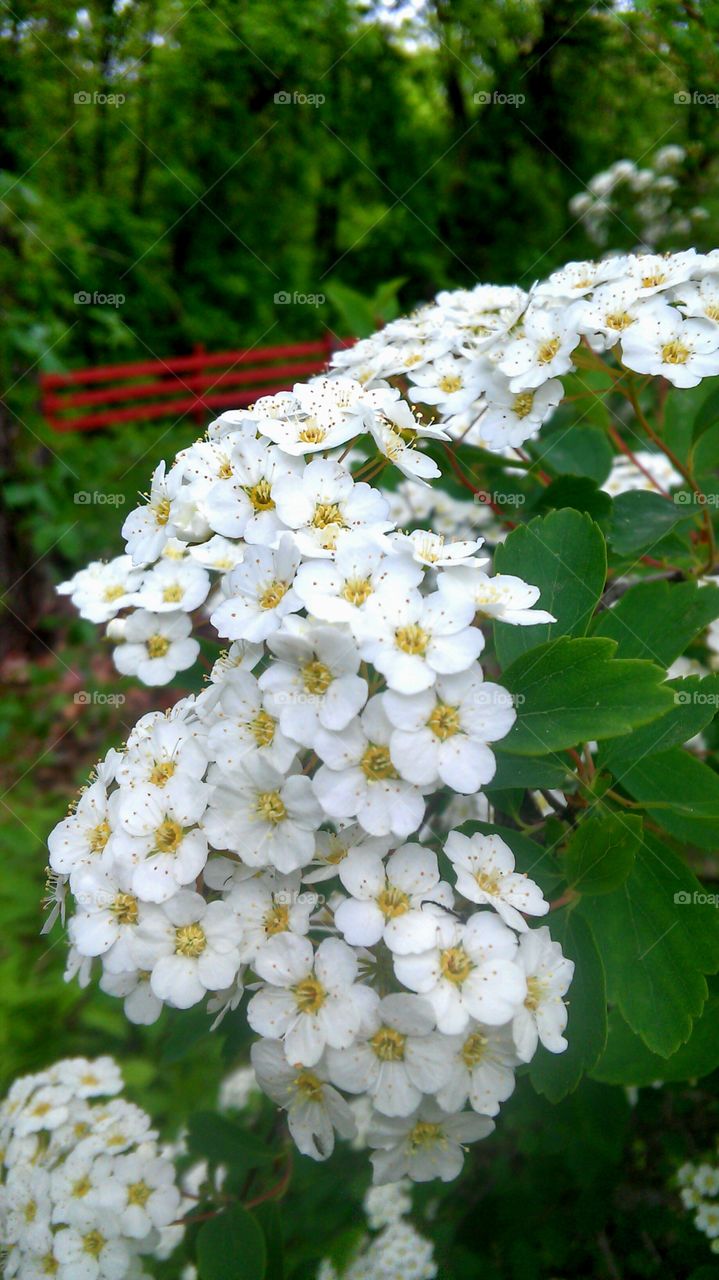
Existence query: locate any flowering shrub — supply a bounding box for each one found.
[28,247,719,1274]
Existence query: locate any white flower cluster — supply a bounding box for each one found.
[0,1057,182,1278]
[677,1156,719,1250]
[51,374,573,1185]
[317,1180,437,1280]
[568,148,708,250]
[331,248,719,451]
[601,448,682,498]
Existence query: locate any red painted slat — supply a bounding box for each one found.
[41,340,332,389]
[44,359,327,411]
[48,385,307,432]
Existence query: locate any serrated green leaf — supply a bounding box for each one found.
[493,510,607,667]
[534,476,612,521]
[592,992,719,1086]
[500,637,674,755]
[579,833,719,1056]
[609,746,719,849]
[599,673,719,772]
[197,1205,266,1280]
[592,579,719,666]
[564,810,641,895]
[529,908,607,1102]
[608,489,692,556]
[487,751,572,792]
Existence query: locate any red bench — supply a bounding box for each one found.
[40,336,348,432]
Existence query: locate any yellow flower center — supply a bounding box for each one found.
[395,624,429,656]
[149,759,176,787]
[537,338,561,364]
[256,790,286,824]
[303,660,333,695]
[461,1031,488,1067]
[259,580,288,610]
[661,340,690,365]
[264,902,290,936]
[440,945,473,986]
[427,703,461,740]
[250,709,276,747]
[218,460,233,479]
[705,304,719,322]
[83,1231,106,1258]
[525,975,544,1012]
[294,1069,324,1100]
[155,498,171,526]
[41,1254,59,1276]
[311,502,345,529]
[110,892,139,926]
[174,923,207,957]
[341,577,373,606]
[127,1180,152,1207]
[103,584,126,602]
[72,1175,92,1199]
[162,584,184,603]
[439,374,462,394]
[474,869,502,897]
[370,1026,407,1061]
[154,819,184,853]
[512,391,535,418]
[88,821,111,853]
[23,1199,38,1221]
[408,1120,442,1150]
[606,310,633,331]
[298,424,326,444]
[641,272,665,288]
[293,976,326,1014]
[376,883,411,919]
[360,744,397,781]
[245,479,274,511]
[146,634,170,659]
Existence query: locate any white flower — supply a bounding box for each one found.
[259,616,368,747]
[368,1100,493,1184]
[97,1145,180,1239]
[303,825,394,884]
[113,610,199,686]
[122,460,183,565]
[115,789,209,904]
[115,711,209,807]
[444,830,548,930]
[355,587,483,695]
[619,301,719,387]
[313,697,425,839]
[392,529,487,568]
[204,668,297,773]
[293,531,422,626]
[210,536,301,642]
[326,993,452,1117]
[248,935,369,1066]
[57,556,143,624]
[130,559,210,614]
[131,890,242,1009]
[225,870,317,963]
[334,843,453,953]
[204,438,303,543]
[48,781,119,879]
[498,306,579,391]
[407,355,487,416]
[203,756,322,873]
[355,390,448,482]
[436,1022,519,1116]
[384,669,516,793]
[438,566,555,625]
[68,865,141,966]
[511,926,574,1061]
[251,1039,357,1160]
[394,913,526,1034]
[53,1223,130,1279]
[272,458,393,557]
[99,969,163,1026]
[476,373,563,447]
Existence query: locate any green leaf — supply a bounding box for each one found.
[486,751,572,793]
[564,810,641,895]
[692,377,719,445]
[599,673,719,773]
[609,746,719,849]
[534,476,613,522]
[592,992,719,1086]
[608,490,691,556]
[493,510,607,667]
[530,422,613,483]
[187,1112,274,1173]
[197,1205,267,1280]
[592,579,719,666]
[500,637,674,756]
[579,833,719,1055]
[254,1203,284,1280]
[529,908,607,1102]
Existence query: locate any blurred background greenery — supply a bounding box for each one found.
[2,2,719,1275]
